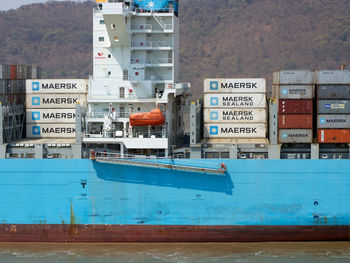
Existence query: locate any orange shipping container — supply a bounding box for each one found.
[318,129,350,143]
[278,114,313,129]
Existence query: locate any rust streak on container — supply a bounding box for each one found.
[278,114,313,129]
[279,99,313,114]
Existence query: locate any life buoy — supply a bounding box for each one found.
[219,163,227,171]
[90,150,95,159]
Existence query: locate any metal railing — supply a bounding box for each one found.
[131,24,173,31]
[84,131,167,139]
[133,8,174,13]
[131,24,152,31]
[131,58,172,64]
[131,41,172,48]
[145,75,172,81]
[86,111,131,118]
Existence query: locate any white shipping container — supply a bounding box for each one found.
[26,109,77,124]
[203,78,266,93]
[204,109,266,123]
[26,79,88,94]
[204,94,266,108]
[26,124,76,138]
[26,94,86,109]
[204,123,266,138]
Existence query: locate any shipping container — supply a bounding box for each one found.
[203,94,266,108]
[273,70,315,85]
[317,114,350,129]
[0,64,10,79]
[5,80,17,94]
[26,79,88,94]
[25,66,32,79]
[0,95,8,105]
[10,65,17,80]
[26,94,87,109]
[318,70,350,84]
[31,66,41,79]
[318,100,350,114]
[26,124,76,139]
[203,109,266,123]
[26,109,77,124]
[273,85,314,99]
[318,129,350,143]
[318,85,350,99]
[17,65,25,80]
[278,114,313,129]
[7,94,14,105]
[203,78,266,93]
[19,80,25,94]
[279,99,313,114]
[0,80,5,94]
[204,123,266,139]
[278,129,313,143]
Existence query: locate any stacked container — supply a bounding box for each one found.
[273,70,315,143]
[203,79,267,139]
[0,65,41,106]
[25,79,88,139]
[317,70,350,143]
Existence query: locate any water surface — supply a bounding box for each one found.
[1,242,350,262]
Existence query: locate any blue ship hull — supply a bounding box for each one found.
[0,159,349,242]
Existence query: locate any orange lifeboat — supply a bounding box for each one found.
[129,108,165,127]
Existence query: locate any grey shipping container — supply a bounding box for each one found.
[0,80,5,94]
[318,70,350,84]
[17,66,25,80]
[273,85,314,99]
[0,65,10,80]
[31,66,42,79]
[318,100,350,114]
[318,114,350,129]
[278,129,313,143]
[273,70,315,85]
[318,85,350,99]
[26,66,32,79]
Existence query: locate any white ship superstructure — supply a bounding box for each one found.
[84,0,189,156]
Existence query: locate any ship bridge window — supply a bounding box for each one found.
[108,54,111,58]
[114,36,119,42]
[100,20,105,25]
[99,37,104,42]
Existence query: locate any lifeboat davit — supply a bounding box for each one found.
[129,108,165,127]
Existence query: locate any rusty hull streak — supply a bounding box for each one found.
[0,225,350,242]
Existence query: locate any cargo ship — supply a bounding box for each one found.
[0,0,350,242]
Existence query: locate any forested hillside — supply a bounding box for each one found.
[1,0,350,96]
